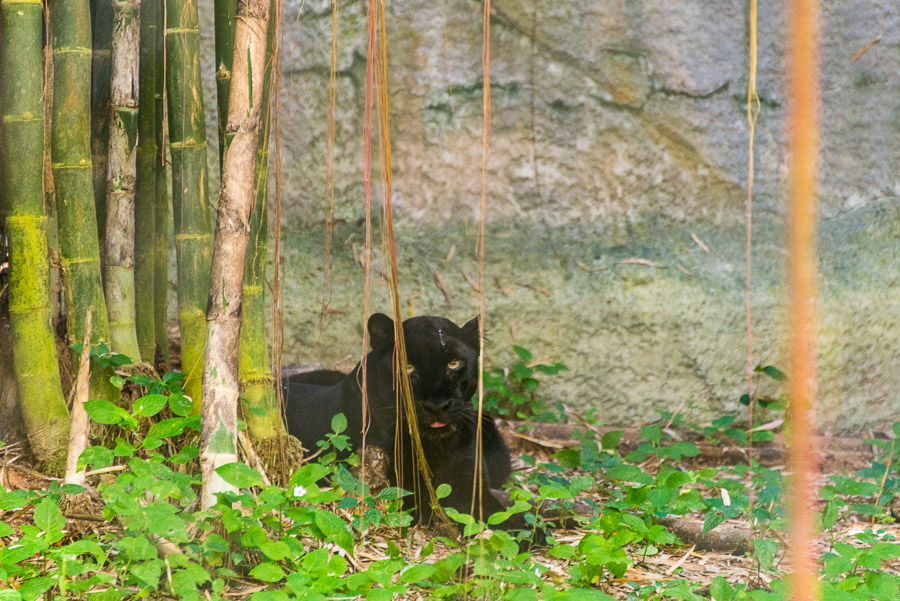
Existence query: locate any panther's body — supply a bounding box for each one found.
[282,313,523,530]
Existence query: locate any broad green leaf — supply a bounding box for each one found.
[84,399,128,424]
[60,538,106,564]
[168,393,193,417]
[710,576,733,601]
[34,498,66,535]
[249,562,285,583]
[249,592,290,601]
[216,462,263,489]
[131,559,164,587]
[315,509,354,552]
[377,487,412,500]
[334,465,357,492]
[331,413,347,434]
[487,511,511,525]
[133,394,169,417]
[538,485,574,499]
[290,463,329,487]
[755,365,787,381]
[147,417,190,438]
[0,536,47,564]
[605,464,654,485]
[366,589,393,601]
[17,577,54,601]
[163,371,186,384]
[702,510,726,535]
[505,588,539,601]
[753,538,779,571]
[600,430,624,450]
[512,346,533,362]
[143,502,188,542]
[109,353,133,366]
[259,540,291,561]
[400,564,436,583]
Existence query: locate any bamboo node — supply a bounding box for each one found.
[51,162,92,170]
[174,233,212,241]
[53,46,92,56]
[168,140,206,149]
[5,215,48,226]
[60,256,102,266]
[2,113,41,123]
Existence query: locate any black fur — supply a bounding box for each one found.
[283,313,540,541]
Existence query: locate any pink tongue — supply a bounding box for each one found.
[430,421,447,428]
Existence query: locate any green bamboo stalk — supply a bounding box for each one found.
[213,0,236,171]
[90,0,114,254]
[49,0,118,403]
[135,0,157,362]
[1,0,70,472]
[240,5,279,439]
[104,0,142,361]
[165,0,213,409]
[153,0,169,366]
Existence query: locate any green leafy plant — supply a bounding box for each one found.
[483,346,569,422]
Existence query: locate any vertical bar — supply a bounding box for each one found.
[785,0,821,599]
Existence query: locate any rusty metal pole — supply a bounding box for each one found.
[785,0,821,599]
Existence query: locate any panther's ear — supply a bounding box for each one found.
[460,316,481,354]
[368,313,395,352]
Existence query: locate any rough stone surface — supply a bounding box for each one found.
[196,0,899,432]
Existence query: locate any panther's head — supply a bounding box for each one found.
[366,313,480,443]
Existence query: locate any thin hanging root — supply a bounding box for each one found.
[361,0,453,533]
[318,0,339,337]
[470,0,491,527]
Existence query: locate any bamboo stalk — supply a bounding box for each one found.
[200,0,271,507]
[239,0,279,440]
[165,0,213,407]
[135,0,158,362]
[90,0,114,256]
[213,0,236,170]
[1,0,71,473]
[104,0,142,361]
[153,0,169,366]
[49,0,119,404]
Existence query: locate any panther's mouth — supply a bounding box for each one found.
[429,421,447,429]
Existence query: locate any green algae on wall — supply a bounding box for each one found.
[277,203,900,434]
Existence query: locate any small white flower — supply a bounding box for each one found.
[293,485,307,498]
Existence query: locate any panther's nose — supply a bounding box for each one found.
[427,399,450,413]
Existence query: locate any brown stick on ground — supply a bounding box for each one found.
[657,517,753,555]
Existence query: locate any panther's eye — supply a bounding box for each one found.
[447,359,463,371]
[406,364,416,375]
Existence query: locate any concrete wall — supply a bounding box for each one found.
[199,0,900,432]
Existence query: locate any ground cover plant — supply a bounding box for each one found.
[0,350,898,601]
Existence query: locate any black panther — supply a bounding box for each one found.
[283,313,542,542]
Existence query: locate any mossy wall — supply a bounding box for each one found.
[195,0,900,432]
